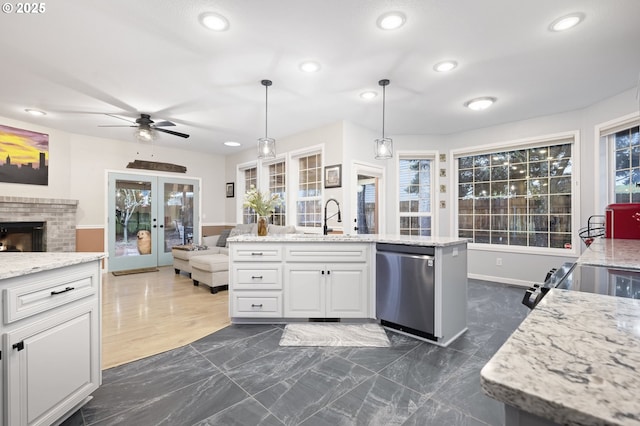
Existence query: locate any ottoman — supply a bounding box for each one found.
[190,254,229,294]
[171,245,218,276]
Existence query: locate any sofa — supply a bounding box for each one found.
[172,223,296,294]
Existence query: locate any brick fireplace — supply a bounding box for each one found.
[0,196,78,252]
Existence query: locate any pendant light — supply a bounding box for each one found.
[257,79,276,159]
[374,79,393,160]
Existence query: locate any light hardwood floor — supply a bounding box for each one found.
[101,266,230,369]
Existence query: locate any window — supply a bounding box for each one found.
[398,158,433,235]
[611,126,640,203]
[268,161,286,225]
[456,138,574,249]
[242,166,257,224]
[295,152,322,228]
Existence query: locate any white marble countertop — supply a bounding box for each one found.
[481,288,640,425]
[228,233,468,247]
[578,237,640,269]
[0,252,106,280]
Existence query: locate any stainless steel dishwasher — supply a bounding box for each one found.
[376,243,436,340]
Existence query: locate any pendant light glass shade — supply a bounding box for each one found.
[258,79,276,159]
[374,79,393,160]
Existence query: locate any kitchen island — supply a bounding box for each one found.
[228,234,468,346]
[481,238,640,426]
[0,252,104,426]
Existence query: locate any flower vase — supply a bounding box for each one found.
[257,216,268,236]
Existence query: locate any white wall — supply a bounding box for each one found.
[0,115,227,229]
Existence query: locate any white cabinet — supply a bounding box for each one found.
[229,241,371,321]
[283,243,370,319]
[284,262,368,318]
[0,259,102,426]
[230,243,283,318]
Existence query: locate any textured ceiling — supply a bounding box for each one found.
[0,0,639,155]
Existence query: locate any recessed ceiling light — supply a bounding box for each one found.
[200,12,230,31]
[299,61,321,73]
[549,13,584,32]
[433,60,458,73]
[376,11,406,30]
[224,141,241,147]
[360,91,378,100]
[464,97,497,111]
[25,108,46,116]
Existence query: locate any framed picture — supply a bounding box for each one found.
[0,124,49,186]
[225,182,234,198]
[324,164,342,188]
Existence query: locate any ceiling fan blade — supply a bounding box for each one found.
[155,127,190,139]
[104,113,136,124]
[98,125,137,127]
[153,121,175,127]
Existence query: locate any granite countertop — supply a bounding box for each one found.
[0,252,106,280]
[578,237,640,269]
[480,288,640,425]
[227,233,468,247]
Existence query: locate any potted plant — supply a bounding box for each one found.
[243,186,282,236]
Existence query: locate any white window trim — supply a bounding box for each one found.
[395,150,439,237]
[594,112,640,210]
[288,144,325,232]
[261,154,288,226]
[450,130,580,256]
[236,160,258,224]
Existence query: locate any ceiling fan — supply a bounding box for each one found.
[99,113,190,140]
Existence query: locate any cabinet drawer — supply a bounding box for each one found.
[3,262,99,324]
[232,244,282,261]
[285,243,369,263]
[234,265,282,290]
[232,291,282,317]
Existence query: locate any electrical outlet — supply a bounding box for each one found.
[496,257,503,266]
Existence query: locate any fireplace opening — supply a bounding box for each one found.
[0,222,46,252]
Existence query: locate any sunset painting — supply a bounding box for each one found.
[0,124,49,185]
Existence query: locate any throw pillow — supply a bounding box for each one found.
[216,229,231,247]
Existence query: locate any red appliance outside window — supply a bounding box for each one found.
[605,203,640,239]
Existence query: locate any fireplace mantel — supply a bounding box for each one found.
[0,197,78,252]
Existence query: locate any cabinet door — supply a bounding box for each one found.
[284,264,325,317]
[326,263,368,318]
[5,302,100,426]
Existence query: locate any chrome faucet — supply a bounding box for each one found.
[323,198,342,235]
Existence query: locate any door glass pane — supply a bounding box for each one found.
[114,180,152,258]
[164,182,194,249]
[357,175,377,234]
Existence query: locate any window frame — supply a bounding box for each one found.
[451,131,580,256]
[261,155,287,226]
[395,151,437,236]
[288,145,324,232]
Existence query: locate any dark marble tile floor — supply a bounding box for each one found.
[63,279,529,426]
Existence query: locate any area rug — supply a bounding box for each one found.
[112,267,159,276]
[279,323,390,347]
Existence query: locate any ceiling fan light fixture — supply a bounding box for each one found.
[25,108,46,116]
[258,79,276,159]
[464,96,497,111]
[434,60,458,73]
[549,13,584,32]
[377,11,406,30]
[135,127,156,143]
[200,12,230,31]
[374,79,393,160]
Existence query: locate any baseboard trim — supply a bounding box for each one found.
[468,273,532,288]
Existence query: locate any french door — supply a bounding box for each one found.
[107,172,200,272]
